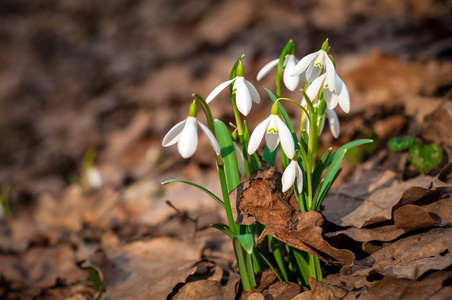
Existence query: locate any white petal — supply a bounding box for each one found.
[234,77,253,116]
[234,142,246,178]
[87,167,102,189]
[198,121,220,155]
[324,87,338,110]
[162,119,186,147]
[177,117,198,158]
[248,116,271,155]
[306,73,326,103]
[296,163,303,192]
[319,115,326,135]
[324,53,336,92]
[245,79,260,104]
[206,78,235,103]
[291,50,320,77]
[256,58,279,81]
[276,117,295,159]
[282,161,296,193]
[265,115,280,151]
[335,74,350,113]
[326,108,340,138]
[306,65,322,82]
[283,55,300,91]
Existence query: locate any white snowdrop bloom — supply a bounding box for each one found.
[86,167,103,189]
[206,64,260,116]
[162,103,220,159]
[325,107,340,139]
[282,159,303,193]
[305,73,350,113]
[247,104,294,159]
[256,54,303,92]
[291,40,336,91]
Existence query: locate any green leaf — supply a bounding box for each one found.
[236,233,255,255]
[257,251,284,282]
[263,146,277,165]
[88,268,103,292]
[210,223,235,239]
[326,139,374,166]
[215,120,241,192]
[388,136,415,151]
[314,149,347,210]
[408,142,443,173]
[162,179,224,208]
[312,147,332,192]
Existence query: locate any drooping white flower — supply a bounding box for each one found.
[282,159,303,193]
[206,63,260,116]
[256,54,303,91]
[291,40,336,91]
[162,103,220,159]
[305,73,350,113]
[325,107,340,139]
[247,104,294,159]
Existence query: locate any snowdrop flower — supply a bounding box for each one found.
[248,103,295,159]
[206,63,260,116]
[305,73,350,113]
[162,102,220,159]
[86,167,103,189]
[291,39,336,91]
[256,54,303,92]
[282,159,303,193]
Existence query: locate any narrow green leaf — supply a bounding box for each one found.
[257,251,284,282]
[162,179,224,208]
[215,120,241,192]
[88,268,103,292]
[388,136,415,151]
[263,146,277,165]
[210,223,235,239]
[312,147,332,192]
[326,139,374,166]
[408,142,443,172]
[314,149,347,210]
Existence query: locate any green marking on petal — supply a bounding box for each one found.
[267,127,277,134]
[314,62,323,67]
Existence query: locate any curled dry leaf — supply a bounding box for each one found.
[82,237,202,300]
[230,166,355,266]
[172,278,240,300]
[342,228,452,280]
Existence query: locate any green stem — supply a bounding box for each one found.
[234,238,252,290]
[217,164,237,234]
[297,145,312,212]
[270,236,289,282]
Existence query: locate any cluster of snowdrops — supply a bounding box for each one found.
[162,39,371,290]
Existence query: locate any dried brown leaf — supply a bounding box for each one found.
[309,277,348,300]
[343,228,452,280]
[83,237,202,300]
[262,281,301,300]
[231,166,354,266]
[172,278,239,300]
[326,225,407,243]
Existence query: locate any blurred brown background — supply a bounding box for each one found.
[0,0,451,298]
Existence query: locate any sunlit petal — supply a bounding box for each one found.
[276,117,295,159]
[324,87,338,110]
[248,116,271,155]
[284,55,300,91]
[282,161,296,193]
[162,119,186,147]
[291,50,320,76]
[198,121,220,155]
[296,163,303,192]
[335,74,350,113]
[206,78,235,103]
[324,53,336,92]
[326,108,340,138]
[245,79,260,104]
[256,58,279,81]
[306,73,326,103]
[234,77,253,116]
[177,117,198,158]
